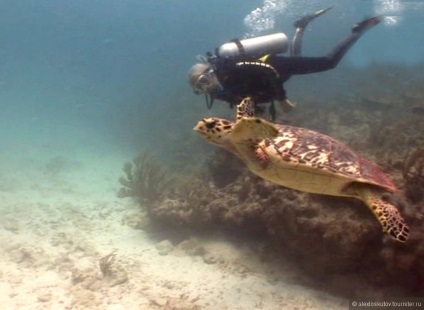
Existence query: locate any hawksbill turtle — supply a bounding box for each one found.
[194,97,409,242]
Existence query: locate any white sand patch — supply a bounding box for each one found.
[0,146,347,309]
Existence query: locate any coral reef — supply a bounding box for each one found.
[139,160,424,297]
[147,171,381,270]
[206,149,244,188]
[402,145,424,203]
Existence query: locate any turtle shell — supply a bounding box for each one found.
[253,124,395,196]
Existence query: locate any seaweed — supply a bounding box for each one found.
[99,251,129,287]
[117,152,174,204]
[99,251,117,277]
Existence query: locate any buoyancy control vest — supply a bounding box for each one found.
[203,33,288,115]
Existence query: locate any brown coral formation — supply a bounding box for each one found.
[144,165,423,297]
[402,145,424,203]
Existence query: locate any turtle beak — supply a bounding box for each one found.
[193,119,206,132]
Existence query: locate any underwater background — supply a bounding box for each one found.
[0,0,423,309]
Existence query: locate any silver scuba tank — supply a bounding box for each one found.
[216,33,289,58]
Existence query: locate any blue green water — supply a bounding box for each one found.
[0,1,423,307]
[0,0,422,157]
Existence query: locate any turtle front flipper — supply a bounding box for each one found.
[236,97,256,121]
[354,185,409,242]
[229,117,278,171]
[230,117,278,142]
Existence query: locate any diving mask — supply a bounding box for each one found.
[193,69,224,95]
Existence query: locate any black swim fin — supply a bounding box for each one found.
[293,6,333,29]
[352,16,382,34]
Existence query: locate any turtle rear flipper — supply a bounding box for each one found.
[354,185,409,242]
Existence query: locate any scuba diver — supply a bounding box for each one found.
[188,7,381,120]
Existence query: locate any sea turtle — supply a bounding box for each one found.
[194,97,409,242]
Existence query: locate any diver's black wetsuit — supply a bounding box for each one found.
[209,30,362,107]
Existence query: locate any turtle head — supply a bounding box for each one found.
[194,117,234,147]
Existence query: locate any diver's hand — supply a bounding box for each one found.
[279,99,296,112]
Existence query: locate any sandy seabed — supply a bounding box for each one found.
[0,142,348,310]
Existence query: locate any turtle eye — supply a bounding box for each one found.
[205,120,216,129]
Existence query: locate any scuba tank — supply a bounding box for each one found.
[216,33,289,59]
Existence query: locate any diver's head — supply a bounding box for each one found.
[188,62,221,95]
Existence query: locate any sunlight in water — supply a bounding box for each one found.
[246,0,424,35]
[374,0,403,26]
[243,0,292,37]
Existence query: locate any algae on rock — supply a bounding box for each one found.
[403,145,424,203]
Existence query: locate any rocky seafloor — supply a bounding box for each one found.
[119,63,424,299]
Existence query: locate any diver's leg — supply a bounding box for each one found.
[325,16,381,68]
[269,101,276,121]
[290,28,305,57]
[271,16,381,74]
[293,7,333,30]
[291,7,333,57]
